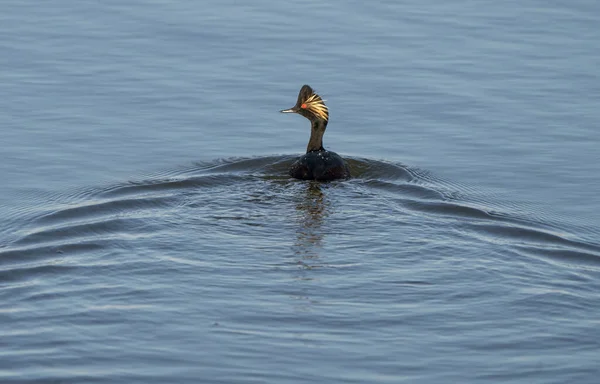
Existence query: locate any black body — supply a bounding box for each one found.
[289,150,350,181]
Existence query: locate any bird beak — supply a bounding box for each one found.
[280,107,297,113]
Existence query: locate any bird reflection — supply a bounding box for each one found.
[292,182,330,265]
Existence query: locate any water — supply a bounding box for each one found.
[1,1,599,382]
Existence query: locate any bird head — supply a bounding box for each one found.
[280,85,329,123]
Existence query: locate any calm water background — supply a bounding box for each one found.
[1,1,599,383]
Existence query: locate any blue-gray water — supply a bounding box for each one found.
[1,1,599,383]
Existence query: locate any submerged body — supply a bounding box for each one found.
[289,150,350,181]
[281,85,350,181]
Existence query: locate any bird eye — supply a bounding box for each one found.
[300,103,307,109]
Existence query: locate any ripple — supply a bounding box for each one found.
[1,154,599,294]
[0,242,104,264]
[359,179,444,200]
[515,245,600,267]
[14,217,155,247]
[403,199,501,220]
[466,223,600,255]
[0,264,77,284]
[346,157,413,181]
[36,195,174,226]
[98,174,242,198]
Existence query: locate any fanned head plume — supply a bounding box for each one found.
[281,85,329,122]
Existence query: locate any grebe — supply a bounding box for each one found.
[281,85,350,181]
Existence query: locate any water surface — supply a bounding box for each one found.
[1,1,599,383]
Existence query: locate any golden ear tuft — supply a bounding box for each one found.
[304,93,329,121]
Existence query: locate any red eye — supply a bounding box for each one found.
[300,103,307,109]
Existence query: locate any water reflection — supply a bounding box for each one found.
[292,182,330,266]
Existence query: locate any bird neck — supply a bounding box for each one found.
[306,119,327,153]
